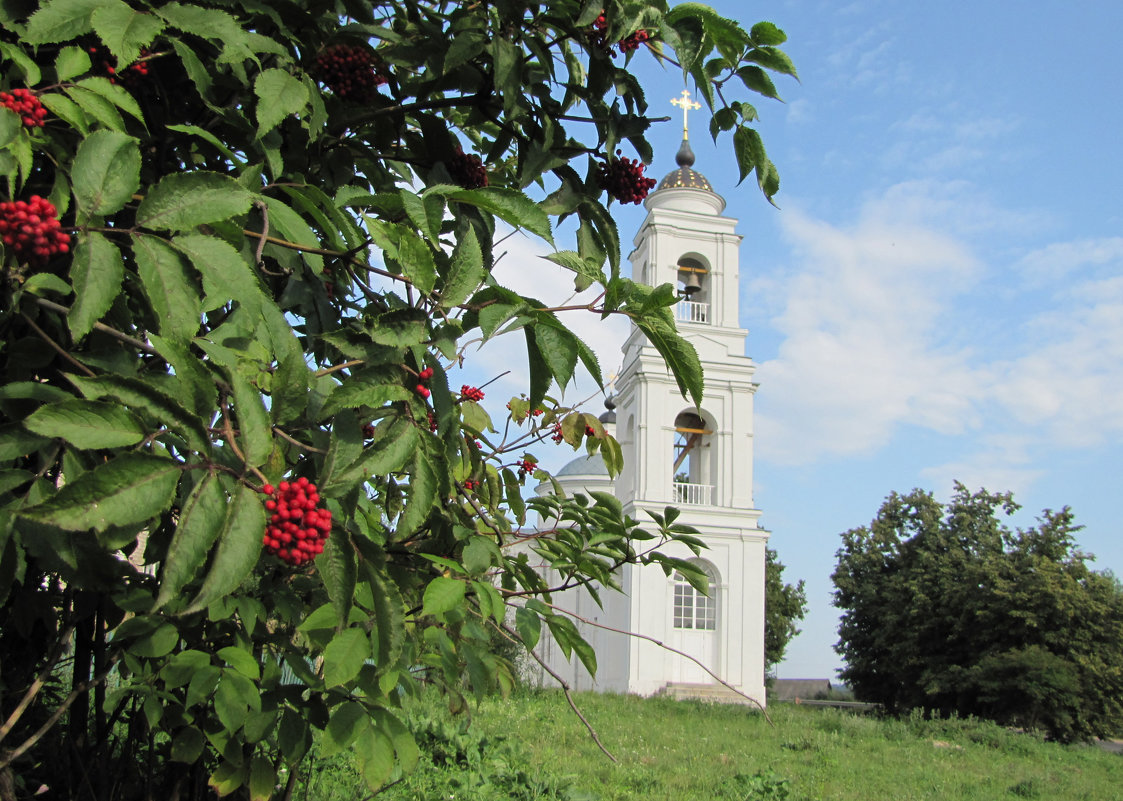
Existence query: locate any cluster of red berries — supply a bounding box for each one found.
[0,88,48,128]
[448,147,488,189]
[0,195,70,265]
[463,479,478,491]
[596,151,657,204]
[87,45,152,86]
[589,11,651,56]
[426,411,438,432]
[516,458,537,478]
[585,425,597,437]
[314,44,388,102]
[551,422,565,443]
[416,366,434,399]
[261,478,332,566]
[460,385,485,402]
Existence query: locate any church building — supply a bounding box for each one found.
[532,94,770,706]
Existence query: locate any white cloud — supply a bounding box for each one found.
[752,183,1123,485]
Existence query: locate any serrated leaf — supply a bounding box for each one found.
[39,92,88,134]
[515,606,541,650]
[322,701,368,758]
[18,453,178,532]
[316,528,355,629]
[422,576,465,617]
[253,68,308,137]
[395,449,436,538]
[441,224,485,308]
[72,130,140,223]
[172,233,265,316]
[355,725,394,792]
[64,84,123,130]
[533,321,579,389]
[634,315,704,406]
[73,76,144,123]
[133,235,202,341]
[137,172,255,232]
[750,20,787,46]
[68,231,123,341]
[154,473,225,611]
[745,45,798,78]
[24,399,145,448]
[24,0,108,44]
[461,536,493,575]
[366,307,428,347]
[55,45,92,82]
[228,367,271,468]
[91,4,164,66]
[323,628,369,688]
[248,756,274,801]
[321,415,417,496]
[182,484,265,614]
[0,42,42,85]
[441,186,553,244]
[67,373,210,452]
[319,379,410,420]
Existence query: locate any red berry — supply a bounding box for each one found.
[417,384,431,399]
[596,152,657,205]
[448,147,488,189]
[0,88,48,129]
[0,196,70,265]
[585,425,596,437]
[261,477,331,566]
[460,385,485,402]
[551,422,564,443]
[314,44,388,102]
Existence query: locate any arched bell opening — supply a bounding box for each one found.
[672,409,716,505]
[676,255,710,324]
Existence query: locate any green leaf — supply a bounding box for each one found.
[248,756,274,801]
[22,273,73,298]
[228,367,272,468]
[319,379,411,420]
[23,399,146,448]
[130,620,179,657]
[154,473,225,611]
[0,42,42,86]
[441,224,485,308]
[68,373,210,452]
[395,449,437,538]
[39,92,88,134]
[172,233,265,316]
[182,484,266,614]
[19,454,178,532]
[354,724,394,792]
[323,628,370,688]
[736,65,781,101]
[64,84,123,130]
[170,727,206,763]
[634,315,704,407]
[24,0,108,43]
[91,4,165,66]
[133,235,202,341]
[322,701,369,758]
[461,536,494,576]
[316,528,356,629]
[55,45,92,82]
[73,77,144,123]
[321,415,418,496]
[136,172,255,232]
[214,669,259,731]
[441,186,553,244]
[253,68,308,137]
[745,45,799,79]
[515,606,541,650]
[750,21,787,46]
[533,321,579,389]
[422,576,465,617]
[217,645,261,680]
[68,231,124,341]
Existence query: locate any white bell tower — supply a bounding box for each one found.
[612,91,769,703]
[533,92,770,707]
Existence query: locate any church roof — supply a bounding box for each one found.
[656,138,713,192]
[555,453,610,478]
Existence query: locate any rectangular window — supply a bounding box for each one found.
[673,582,693,628]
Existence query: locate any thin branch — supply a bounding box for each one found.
[535,600,771,722]
[0,622,77,744]
[272,426,327,454]
[20,313,96,377]
[0,651,122,771]
[252,200,269,267]
[315,359,365,377]
[34,298,156,353]
[219,397,267,484]
[500,623,617,762]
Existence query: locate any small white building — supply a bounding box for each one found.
[533,133,770,706]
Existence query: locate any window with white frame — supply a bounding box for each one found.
[673,569,716,630]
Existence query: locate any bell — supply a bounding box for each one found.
[681,271,702,296]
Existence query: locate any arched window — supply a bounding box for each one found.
[676,255,709,324]
[673,564,717,630]
[673,410,714,505]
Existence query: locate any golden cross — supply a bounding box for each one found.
[670,89,701,139]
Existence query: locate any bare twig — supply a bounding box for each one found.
[533,600,771,722]
[499,623,618,762]
[34,298,157,353]
[315,359,365,377]
[252,200,269,267]
[20,313,96,377]
[272,426,327,454]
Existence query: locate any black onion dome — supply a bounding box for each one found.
[657,138,713,192]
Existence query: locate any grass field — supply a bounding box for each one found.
[295,690,1123,800]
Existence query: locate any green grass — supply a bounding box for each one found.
[296,690,1123,801]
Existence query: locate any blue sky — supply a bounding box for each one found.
[464,1,1123,679]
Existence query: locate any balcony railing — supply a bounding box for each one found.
[676,299,709,324]
[673,481,713,506]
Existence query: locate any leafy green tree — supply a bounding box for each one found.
[0,0,795,797]
[833,483,1123,742]
[763,547,806,675]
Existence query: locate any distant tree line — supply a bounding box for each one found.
[832,483,1123,742]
